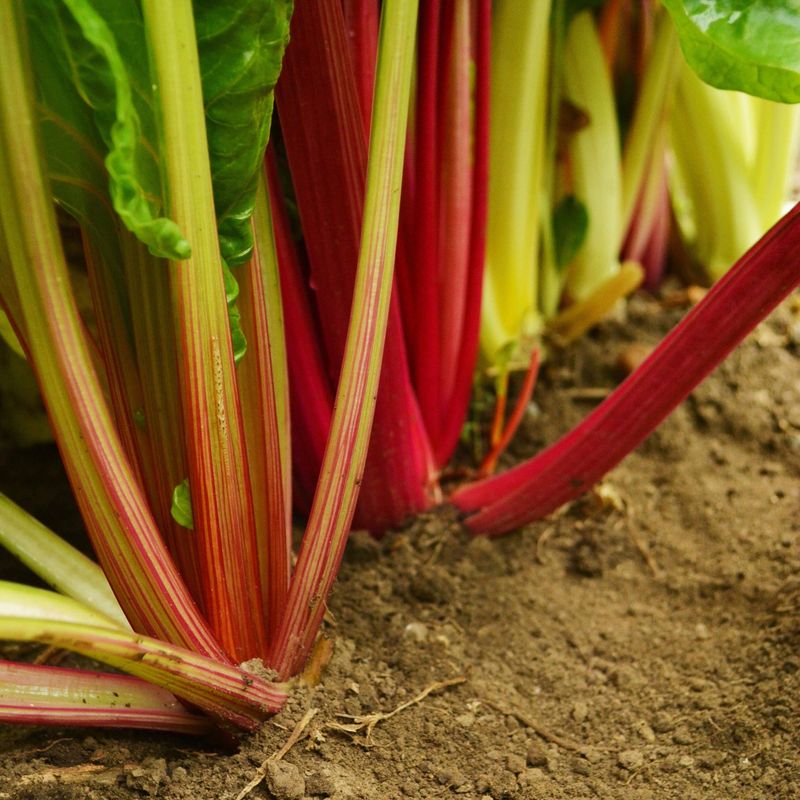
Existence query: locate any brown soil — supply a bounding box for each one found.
[1,291,798,799]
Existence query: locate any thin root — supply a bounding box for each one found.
[328,676,466,745]
[536,526,555,564]
[626,522,661,577]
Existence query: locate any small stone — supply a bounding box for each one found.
[450,770,467,788]
[125,759,167,797]
[609,665,644,690]
[266,760,305,800]
[171,766,188,782]
[634,720,656,742]
[519,768,546,785]
[651,711,674,733]
[572,701,589,724]
[697,750,727,769]
[343,696,361,716]
[583,748,602,764]
[436,768,455,785]
[695,623,710,640]
[679,755,695,768]
[506,754,526,775]
[760,767,778,786]
[404,622,428,642]
[618,750,644,771]
[526,741,548,767]
[571,758,591,776]
[672,726,693,745]
[455,712,475,728]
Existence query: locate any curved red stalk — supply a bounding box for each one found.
[341,0,379,134]
[0,661,212,735]
[406,1,442,446]
[437,0,491,464]
[453,205,800,535]
[436,0,475,427]
[276,0,434,530]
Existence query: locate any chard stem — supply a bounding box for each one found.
[141,0,267,660]
[270,0,420,679]
[0,0,223,659]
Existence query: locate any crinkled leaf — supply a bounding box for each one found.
[552,195,589,270]
[26,0,190,259]
[662,0,800,103]
[195,0,293,267]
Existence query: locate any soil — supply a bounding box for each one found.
[1,290,798,800]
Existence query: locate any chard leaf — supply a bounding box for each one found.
[662,0,800,103]
[170,479,194,530]
[26,0,190,259]
[552,195,589,270]
[195,0,293,267]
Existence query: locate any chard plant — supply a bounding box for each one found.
[0,0,800,736]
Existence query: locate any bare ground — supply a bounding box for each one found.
[1,291,798,799]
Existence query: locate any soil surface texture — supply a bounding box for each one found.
[1,291,799,799]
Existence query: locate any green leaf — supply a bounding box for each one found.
[170,479,194,530]
[661,0,800,103]
[222,260,246,361]
[26,0,190,259]
[552,195,589,270]
[195,0,293,267]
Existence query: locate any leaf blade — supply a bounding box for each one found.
[662,0,800,102]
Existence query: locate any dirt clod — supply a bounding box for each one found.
[265,760,304,800]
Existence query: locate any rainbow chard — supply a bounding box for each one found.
[454,0,800,535]
[0,0,291,730]
[2,0,800,739]
[0,0,425,731]
[399,0,491,466]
